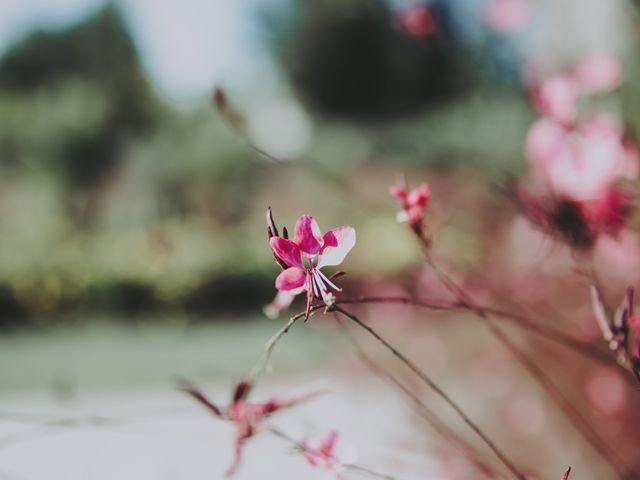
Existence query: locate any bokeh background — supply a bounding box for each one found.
[1,0,640,479]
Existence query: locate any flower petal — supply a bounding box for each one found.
[574,53,622,95]
[389,185,408,200]
[270,237,303,268]
[320,431,338,454]
[294,215,323,255]
[317,226,356,268]
[263,291,296,319]
[534,75,578,125]
[275,267,306,294]
[406,183,432,208]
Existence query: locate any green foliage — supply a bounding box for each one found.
[0,5,160,192]
[272,0,474,120]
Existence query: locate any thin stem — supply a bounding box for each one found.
[269,426,401,480]
[248,309,313,382]
[335,296,610,364]
[334,316,503,479]
[332,305,527,480]
[421,253,630,478]
[343,464,402,480]
[485,322,630,478]
[214,89,381,211]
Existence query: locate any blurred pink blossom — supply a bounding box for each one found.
[533,76,579,125]
[580,188,633,237]
[301,431,344,477]
[525,113,637,202]
[390,182,432,231]
[270,214,356,318]
[396,5,436,37]
[574,52,622,94]
[485,0,533,33]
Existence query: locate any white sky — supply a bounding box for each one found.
[0,0,280,100]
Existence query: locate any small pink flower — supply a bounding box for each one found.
[522,53,635,249]
[302,431,341,473]
[390,182,432,231]
[533,75,579,125]
[524,117,570,177]
[396,5,437,37]
[181,380,318,477]
[574,52,622,95]
[269,214,356,318]
[485,0,533,34]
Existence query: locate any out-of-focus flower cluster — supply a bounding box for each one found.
[519,53,638,248]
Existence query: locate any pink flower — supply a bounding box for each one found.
[390,182,432,231]
[529,53,622,125]
[485,0,533,34]
[396,5,437,37]
[580,187,633,235]
[524,117,569,176]
[561,466,572,480]
[521,53,635,249]
[302,431,342,474]
[180,380,318,477]
[533,76,579,125]
[519,185,633,249]
[525,114,637,202]
[269,214,356,318]
[574,52,622,95]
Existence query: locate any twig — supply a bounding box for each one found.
[421,253,631,478]
[248,309,315,382]
[331,305,527,480]
[334,315,503,479]
[335,296,611,364]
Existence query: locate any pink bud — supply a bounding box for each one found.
[486,0,533,33]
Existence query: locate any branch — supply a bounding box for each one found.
[334,315,503,479]
[335,296,611,364]
[248,309,317,383]
[420,253,630,478]
[332,304,527,480]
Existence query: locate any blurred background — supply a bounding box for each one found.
[1,0,640,478]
